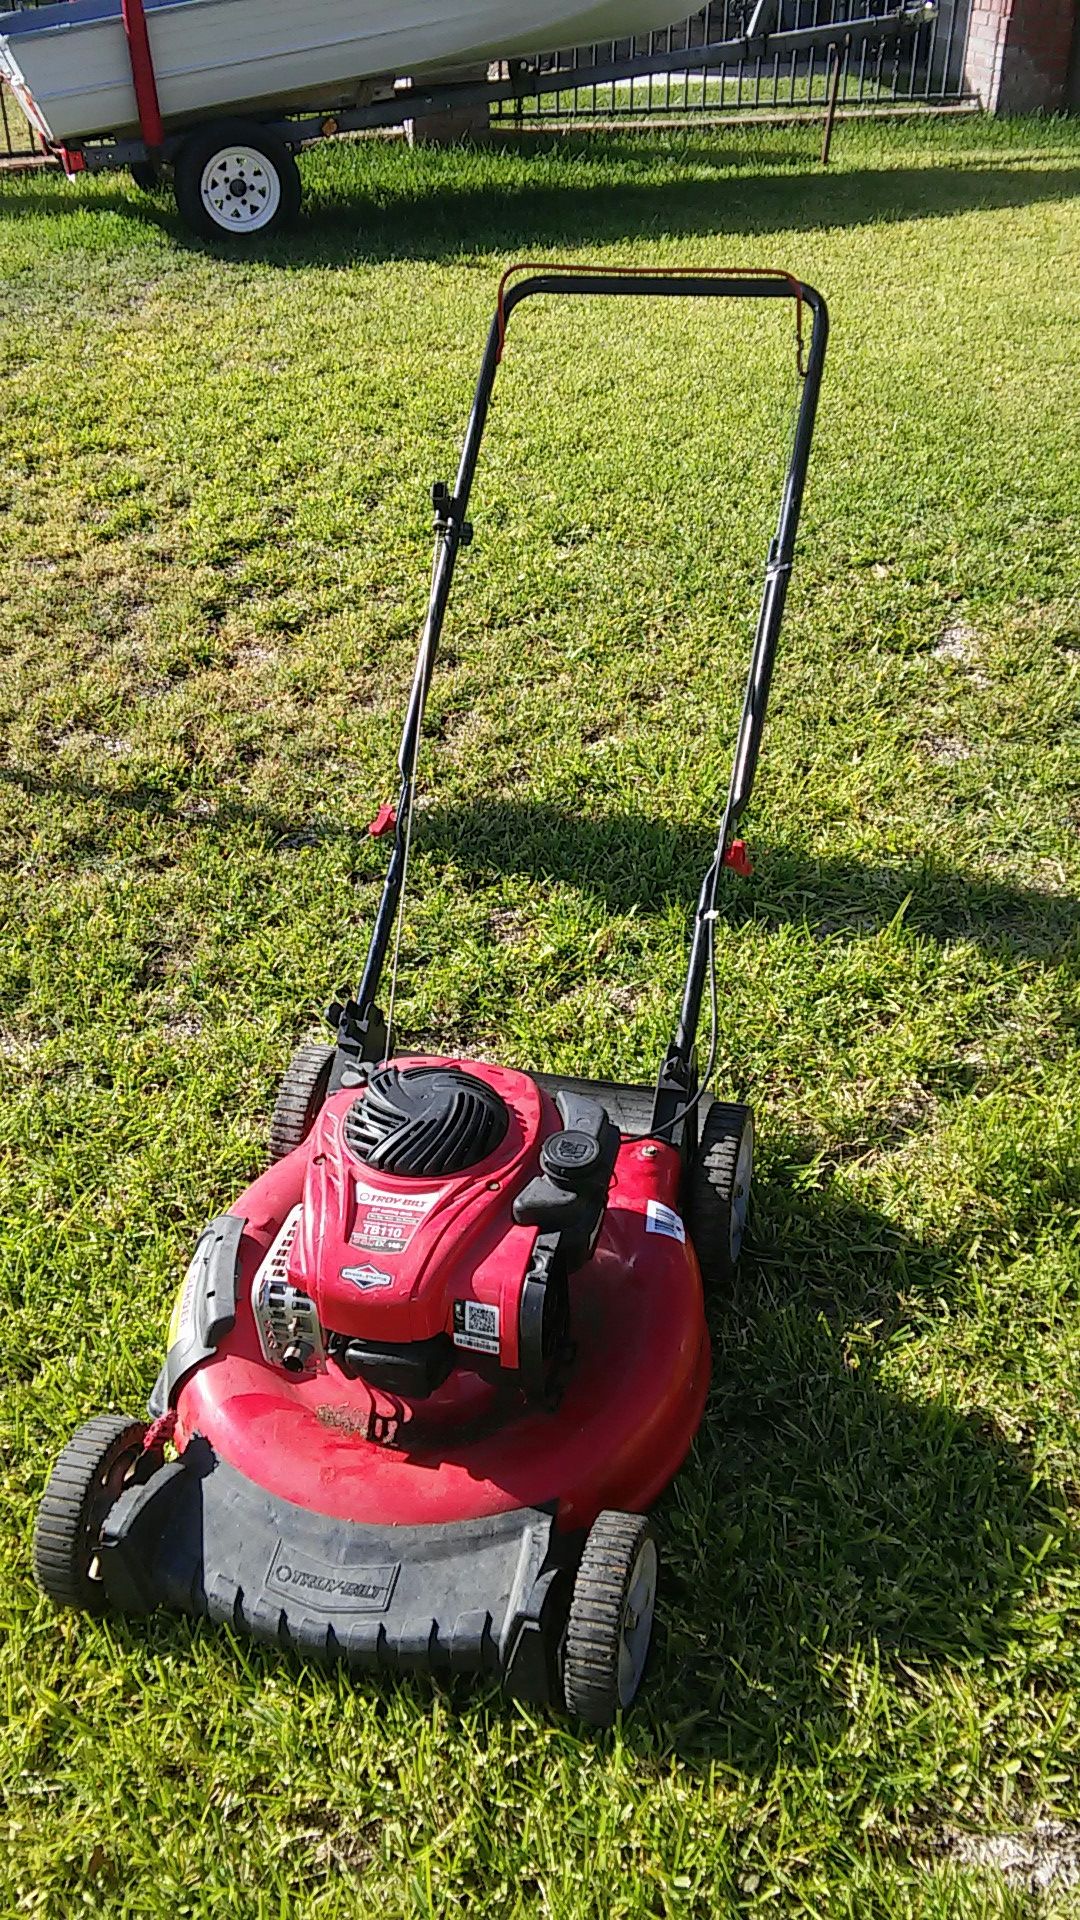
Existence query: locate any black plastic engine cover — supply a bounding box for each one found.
[513,1088,620,1270]
[344,1065,509,1177]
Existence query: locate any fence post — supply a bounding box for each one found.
[820,41,844,165]
[406,64,492,145]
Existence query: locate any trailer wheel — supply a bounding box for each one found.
[174,119,301,241]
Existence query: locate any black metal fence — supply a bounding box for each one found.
[1,0,975,167]
[1,0,47,162]
[491,0,974,123]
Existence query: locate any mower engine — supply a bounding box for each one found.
[252,1062,619,1403]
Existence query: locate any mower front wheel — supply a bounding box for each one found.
[33,1415,152,1612]
[269,1042,335,1162]
[562,1511,658,1726]
[689,1100,754,1288]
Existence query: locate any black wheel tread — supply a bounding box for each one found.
[268,1042,334,1163]
[563,1510,656,1727]
[688,1099,754,1289]
[33,1415,146,1611]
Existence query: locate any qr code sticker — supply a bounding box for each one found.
[454,1299,501,1354]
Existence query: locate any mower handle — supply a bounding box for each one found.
[351,270,828,1105]
[496,265,814,365]
[397,268,825,778]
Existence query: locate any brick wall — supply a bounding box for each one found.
[963,0,1078,109]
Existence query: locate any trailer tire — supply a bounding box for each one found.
[174,119,301,241]
[129,161,162,194]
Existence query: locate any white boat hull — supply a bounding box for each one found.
[0,0,684,144]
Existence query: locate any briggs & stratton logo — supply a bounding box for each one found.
[340,1263,394,1290]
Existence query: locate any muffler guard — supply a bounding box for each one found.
[99,1444,570,1701]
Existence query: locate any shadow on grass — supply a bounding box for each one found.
[1,138,1078,265]
[2,763,1076,963]
[637,1156,1072,1771]
[419,796,1080,964]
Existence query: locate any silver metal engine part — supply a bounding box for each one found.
[251,1204,326,1374]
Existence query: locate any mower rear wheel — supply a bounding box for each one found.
[33,1415,150,1612]
[562,1511,658,1726]
[689,1100,754,1287]
[268,1042,335,1162]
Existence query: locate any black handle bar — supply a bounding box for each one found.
[349,270,829,1106]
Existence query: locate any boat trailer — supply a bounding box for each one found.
[41,0,933,239]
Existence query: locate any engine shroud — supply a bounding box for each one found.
[289,1059,545,1367]
[173,1058,711,1533]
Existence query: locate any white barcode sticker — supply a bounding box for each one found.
[645,1199,686,1244]
[453,1299,501,1355]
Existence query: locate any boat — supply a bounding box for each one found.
[0,0,684,145]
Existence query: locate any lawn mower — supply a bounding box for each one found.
[33,267,827,1725]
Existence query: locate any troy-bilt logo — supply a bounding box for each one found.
[340,1263,394,1290]
[266,1542,399,1613]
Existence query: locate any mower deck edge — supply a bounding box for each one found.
[100,1444,572,1702]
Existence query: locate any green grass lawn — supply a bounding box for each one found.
[1,114,1079,1918]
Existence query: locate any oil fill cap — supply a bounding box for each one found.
[540,1129,602,1189]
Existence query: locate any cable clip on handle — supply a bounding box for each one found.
[368,803,397,839]
[723,838,753,878]
[703,841,755,921]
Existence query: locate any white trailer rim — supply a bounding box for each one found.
[199,145,281,232]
